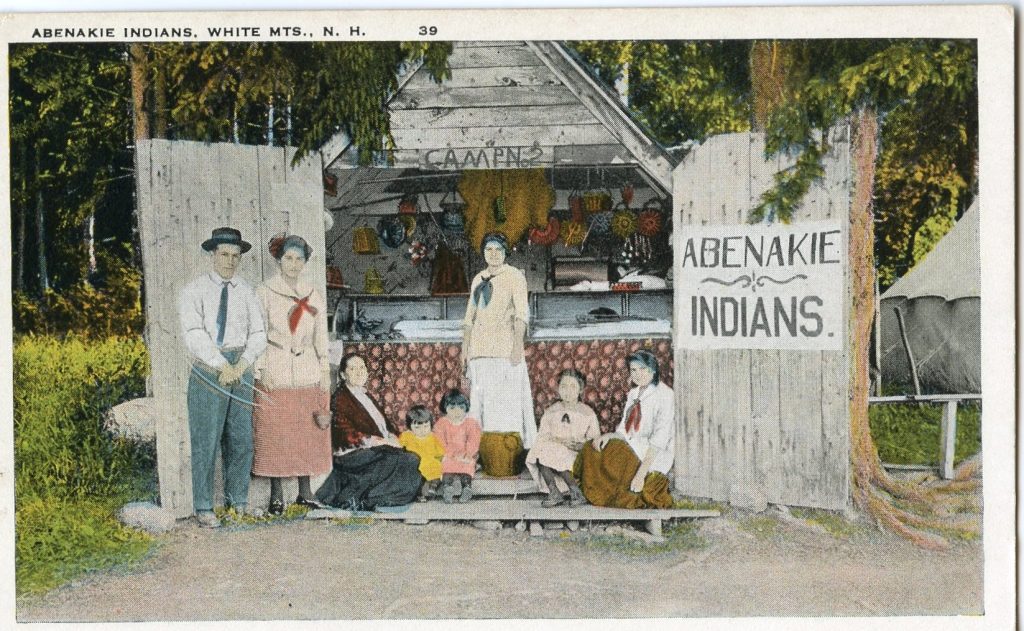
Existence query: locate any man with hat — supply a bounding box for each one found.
[178,227,267,527]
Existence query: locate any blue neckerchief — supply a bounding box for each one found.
[473,275,494,307]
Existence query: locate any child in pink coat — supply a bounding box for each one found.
[433,389,482,503]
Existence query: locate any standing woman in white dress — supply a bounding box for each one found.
[461,232,537,474]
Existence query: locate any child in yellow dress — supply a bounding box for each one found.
[399,405,445,501]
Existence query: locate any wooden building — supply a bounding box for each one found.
[134,41,853,519]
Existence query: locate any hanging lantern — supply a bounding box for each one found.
[611,209,638,239]
[621,183,635,208]
[352,226,380,255]
[398,194,419,215]
[363,267,384,294]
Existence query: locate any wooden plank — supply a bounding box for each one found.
[452,40,526,48]
[390,103,598,130]
[310,499,720,522]
[390,85,579,110]
[403,64,563,90]
[529,41,674,193]
[390,123,618,151]
[446,44,546,69]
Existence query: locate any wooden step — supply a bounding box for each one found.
[308,498,719,523]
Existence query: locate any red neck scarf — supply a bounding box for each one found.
[287,295,318,333]
[624,402,641,433]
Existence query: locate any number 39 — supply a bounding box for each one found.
[418,26,438,36]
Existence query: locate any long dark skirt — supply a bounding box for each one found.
[315,446,422,511]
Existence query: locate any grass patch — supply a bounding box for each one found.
[16,497,153,596]
[738,515,781,539]
[869,401,981,466]
[790,508,862,538]
[570,521,707,557]
[673,497,725,511]
[15,335,157,597]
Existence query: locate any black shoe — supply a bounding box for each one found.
[268,500,284,516]
[541,493,566,508]
[295,497,325,510]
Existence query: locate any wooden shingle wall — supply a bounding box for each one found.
[136,140,325,517]
[671,129,853,510]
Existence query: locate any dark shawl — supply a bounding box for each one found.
[331,383,400,452]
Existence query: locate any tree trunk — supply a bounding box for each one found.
[34,146,49,293]
[16,143,27,292]
[749,40,806,132]
[153,62,168,139]
[129,44,149,141]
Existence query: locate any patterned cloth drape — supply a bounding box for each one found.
[346,338,673,434]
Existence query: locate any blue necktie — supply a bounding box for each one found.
[215,281,229,346]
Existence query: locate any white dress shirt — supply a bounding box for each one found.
[179,272,267,369]
[614,380,676,474]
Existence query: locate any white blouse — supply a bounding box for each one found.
[614,380,676,474]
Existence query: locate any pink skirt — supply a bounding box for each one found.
[252,385,332,478]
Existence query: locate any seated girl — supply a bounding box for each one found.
[398,405,445,501]
[314,354,422,511]
[576,350,675,509]
[525,368,599,507]
[433,389,482,503]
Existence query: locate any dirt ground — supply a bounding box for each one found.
[17,508,982,622]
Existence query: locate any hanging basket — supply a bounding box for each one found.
[326,265,345,289]
[620,183,635,208]
[583,190,613,214]
[568,189,585,221]
[611,207,638,239]
[352,226,380,255]
[560,220,587,247]
[528,217,561,247]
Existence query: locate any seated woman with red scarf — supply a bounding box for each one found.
[314,353,422,511]
[576,350,675,509]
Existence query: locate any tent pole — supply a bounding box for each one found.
[893,306,922,399]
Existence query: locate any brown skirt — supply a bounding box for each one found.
[252,385,332,478]
[575,439,672,509]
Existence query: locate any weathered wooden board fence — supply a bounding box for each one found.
[672,129,853,510]
[136,140,326,518]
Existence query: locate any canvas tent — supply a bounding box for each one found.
[879,199,980,394]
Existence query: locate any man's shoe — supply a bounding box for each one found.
[196,511,221,528]
[268,500,285,516]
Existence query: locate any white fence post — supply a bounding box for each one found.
[939,400,959,480]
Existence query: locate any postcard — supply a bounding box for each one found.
[0,5,1014,630]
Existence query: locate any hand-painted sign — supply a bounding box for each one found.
[420,145,545,170]
[677,221,845,351]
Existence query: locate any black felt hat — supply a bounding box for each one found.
[201,227,252,253]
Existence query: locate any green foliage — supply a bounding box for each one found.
[13,246,144,338]
[14,336,156,595]
[16,497,152,596]
[868,402,981,466]
[790,508,863,538]
[738,515,782,539]
[750,40,977,227]
[570,40,751,144]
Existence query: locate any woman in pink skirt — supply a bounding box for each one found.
[252,234,332,515]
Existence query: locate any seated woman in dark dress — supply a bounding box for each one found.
[315,353,422,511]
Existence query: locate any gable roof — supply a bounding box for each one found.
[325,41,674,193]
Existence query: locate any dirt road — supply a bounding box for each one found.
[17,510,982,621]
